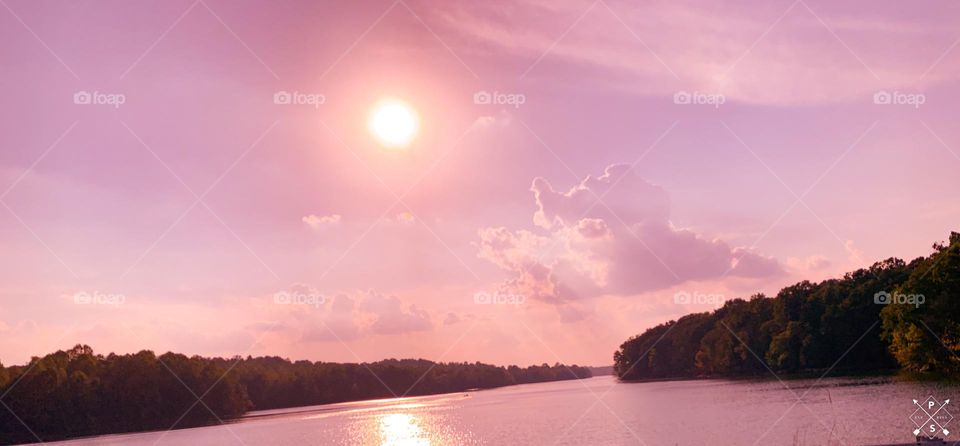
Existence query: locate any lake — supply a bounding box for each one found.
[47,375,957,445]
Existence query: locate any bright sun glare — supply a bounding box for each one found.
[368,98,419,149]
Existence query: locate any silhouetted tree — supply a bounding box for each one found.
[615,232,957,381]
[0,346,590,444]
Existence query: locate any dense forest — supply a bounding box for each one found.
[614,231,960,381]
[0,348,590,444]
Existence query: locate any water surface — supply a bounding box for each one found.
[50,376,956,445]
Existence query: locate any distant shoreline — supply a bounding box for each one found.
[0,347,593,445]
[616,368,901,384]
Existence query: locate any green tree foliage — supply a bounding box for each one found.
[881,232,960,373]
[227,357,589,411]
[0,346,249,444]
[614,312,714,380]
[615,233,959,381]
[0,347,590,443]
[696,295,774,375]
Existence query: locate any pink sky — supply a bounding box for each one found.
[1,0,959,366]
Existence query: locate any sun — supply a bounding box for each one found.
[368,98,419,149]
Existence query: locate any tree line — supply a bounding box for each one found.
[0,347,590,443]
[614,231,960,381]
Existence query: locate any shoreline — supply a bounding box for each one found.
[614,368,914,385]
[21,376,598,445]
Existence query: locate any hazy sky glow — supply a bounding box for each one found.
[1,0,959,366]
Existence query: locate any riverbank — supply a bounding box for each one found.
[616,369,960,386]
[39,375,944,445]
[0,346,592,444]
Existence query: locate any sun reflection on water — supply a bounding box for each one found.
[378,413,430,446]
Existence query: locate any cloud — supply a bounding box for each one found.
[730,247,784,277]
[359,292,432,335]
[394,212,415,225]
[381,212,416,226]
[477,164,783,303]
[302,294,363,341]
[443,312,461,325]
[298,291,431,341]
[426,0,959,106]
[0,319,34,335]
[532,164,670,229]
[302,214,341,228]
[576,218,610,239]
[786,255,832,272]
[471,110,513,130]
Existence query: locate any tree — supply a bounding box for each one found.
[615,232,955,381]
[0,346,591,444]
[882,232,960,373]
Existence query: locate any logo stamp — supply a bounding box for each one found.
[910,397,952,439]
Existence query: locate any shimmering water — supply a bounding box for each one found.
[49,376,958,445]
